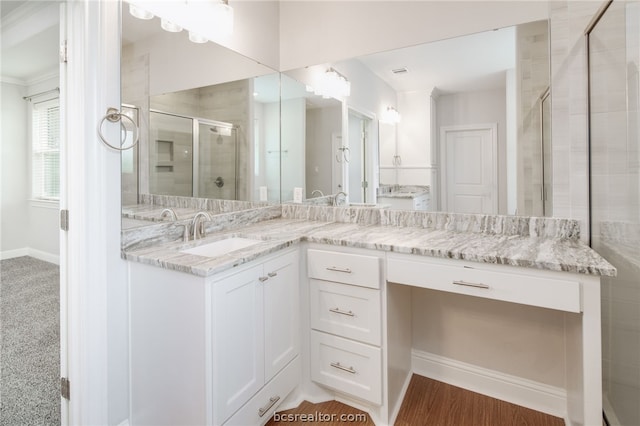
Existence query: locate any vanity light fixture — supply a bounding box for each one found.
[382,106,401,124]
[314,68,351,99]
[161,18,183,33]
[129,3,154,20]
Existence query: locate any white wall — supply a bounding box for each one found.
[0,81,29,256]
[412,288,566,387]
[306,105,342,197]
[437,88,508,214]
[27,75,60,263]
[279,1,548,71]
[281,97,306,201]
[0,75,60,263]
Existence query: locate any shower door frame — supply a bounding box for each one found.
[149,109,238,199]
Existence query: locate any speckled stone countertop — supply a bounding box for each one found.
[123,216,616,278]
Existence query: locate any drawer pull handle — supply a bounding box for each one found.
[258,276,269,282]
[258,395,280,417]
[330,362,356,374]
[329,307,355,317]
[267,272,278,278]
[453,280,490,289]
[326,266,352,274]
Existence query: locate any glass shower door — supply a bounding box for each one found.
[196,121,237,200]
[149,111,193,196]
[589,1,640,424]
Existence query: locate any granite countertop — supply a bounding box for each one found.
[377,191,430,199]
[123,217,616,278]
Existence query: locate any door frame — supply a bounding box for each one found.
[439,123,498,213]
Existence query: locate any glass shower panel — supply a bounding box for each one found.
[149,111,193,197]
[589,1,640,425]
[197,122,237,200]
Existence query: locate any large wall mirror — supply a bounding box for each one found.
[282,19,551,216]
[120,3,282,216]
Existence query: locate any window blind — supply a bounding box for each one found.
[32,98,60,200]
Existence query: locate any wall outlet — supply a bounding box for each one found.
[293,187,303,203]
[259,186,268,202]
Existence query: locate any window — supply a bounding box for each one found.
[32,98,60,200]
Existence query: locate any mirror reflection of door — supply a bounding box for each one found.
[441,124,498,214]
[348,109,374,203]
[304,99,342,197]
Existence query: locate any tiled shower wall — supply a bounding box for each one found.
[516,20,549,217]
[549,1,602,242]
[589,1,640,424]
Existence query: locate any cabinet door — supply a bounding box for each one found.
[263,251,300,381]
[213,264,264,424]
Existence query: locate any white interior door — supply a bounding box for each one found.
[58,4,69,424]
[331,132,344,193]
[441,124,498,214]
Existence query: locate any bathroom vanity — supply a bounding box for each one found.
[124,205,614,426]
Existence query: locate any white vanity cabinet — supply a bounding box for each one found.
[307,248,383,404]
[129,248,300,426]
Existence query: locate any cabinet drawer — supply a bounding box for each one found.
[224,356,301,426]
[310,279,381,345]
[307,249,380,289]
[310,331,381,405]
[387,255,581,313]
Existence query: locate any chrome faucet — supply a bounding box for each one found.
[191,211,212,240]
[311,189,324,198]
[333,191,348,206]
[160,208,178,221]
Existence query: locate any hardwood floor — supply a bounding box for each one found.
[268,374,565,425]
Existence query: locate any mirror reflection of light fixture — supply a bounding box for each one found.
[161,18,183,33]
[127,0,234,43]
[382,106,401,123]
[129,3,154,20]
[314,68,351,99]
[188,31,208,43]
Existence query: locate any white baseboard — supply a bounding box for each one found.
[27,248,59,265]
[412,349,567,418]
[1,247,29,260]
[0,247,59,265]
[603,393,622,426]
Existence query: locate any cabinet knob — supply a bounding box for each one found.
[267,272,278,278]
[258,276,269,282]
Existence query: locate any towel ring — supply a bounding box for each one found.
[98,107,139,151]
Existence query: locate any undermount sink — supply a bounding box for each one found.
[180,237,262,258]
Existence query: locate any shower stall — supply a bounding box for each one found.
[588,1,640,424]
[148,110,238,199]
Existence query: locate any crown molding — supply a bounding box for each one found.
[26,69,59,87]
[0,75,27,86]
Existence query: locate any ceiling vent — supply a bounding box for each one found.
[391,67,408,74]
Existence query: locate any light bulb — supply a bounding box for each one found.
[161,19,182,33]
[188,32,208,44]
[129,4,154,20]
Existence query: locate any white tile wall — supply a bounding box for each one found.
[588,2,640,424]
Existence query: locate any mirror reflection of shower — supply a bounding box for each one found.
[148,110,238,199]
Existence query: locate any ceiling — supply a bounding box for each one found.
[357,25,516,95]
[3,1,519,96]
[0,1,60,83]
